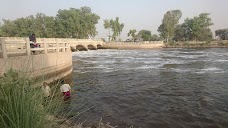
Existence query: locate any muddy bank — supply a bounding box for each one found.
[49,115,117,128]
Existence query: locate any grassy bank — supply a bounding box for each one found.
[0,69,120,128]
[164,40,228,48]
[0,69,65,128]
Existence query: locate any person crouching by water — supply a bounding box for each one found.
[42,82,51,104]
[60,80,71,101]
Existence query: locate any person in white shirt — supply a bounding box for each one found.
[60,80,71,101]
[42,82,51,98]
[42,82,51,105]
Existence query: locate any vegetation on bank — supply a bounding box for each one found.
[0,69,63,128]
[0,7,100,39]
[127,29,161,42]
[0,70,121,128]
[215,29,228,40]
[0,6,227,44]
[164,40,228,48]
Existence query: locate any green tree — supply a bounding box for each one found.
[174,13,213,42]
[151,34,161,41]
[158,10,182,42]
[33,13,47,37]
[215,29,228,40]
[103,19,111,42]
[55,7,100,38]
[128,29,137,40]
[173,23,190,41]
[0,23,2,36]
[138,30,152,41]
[190,13,213,41]
[43,16,56,38]
[0,19,17,36]
[109,17,124,41]
[0,6,100,39]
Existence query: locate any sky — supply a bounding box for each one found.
[0,0,228,40]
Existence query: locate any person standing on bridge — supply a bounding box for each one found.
[29,34,37,48]
[60,80,71,101]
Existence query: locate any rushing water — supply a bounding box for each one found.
[69,48,228,128]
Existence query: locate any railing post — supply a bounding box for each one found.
[66,42,70,52]
[43,39,47,54]
[0,38,8,59]
[25,38,31,56]
[62,41,66,52]
[56,39,59,53]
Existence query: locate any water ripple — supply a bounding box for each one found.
[71,48,228,128]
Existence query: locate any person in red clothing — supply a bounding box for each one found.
[29,34,37,48]
[60,80,71,101]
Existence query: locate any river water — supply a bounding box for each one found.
[69,48,228,128]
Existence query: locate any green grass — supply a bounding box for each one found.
[0,69,134,128]
[0,69,63,128]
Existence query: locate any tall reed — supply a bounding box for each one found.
[0,69,62,128]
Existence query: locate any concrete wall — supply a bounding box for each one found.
[0,37,74,83]
[0,52,72,83]
[102,41,164,49]
[0,37,104,83]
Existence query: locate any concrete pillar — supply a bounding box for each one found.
[66,42,70,52]
[56,39,59,53]
[0,38,7,59]
[62,41,66,52]
[24,38,31,56]
[43,39,47,54]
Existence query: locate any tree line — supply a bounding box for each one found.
[120,10,227,42]
[157,10,227,42]
[0,7,227,42]
[0,6,100,39]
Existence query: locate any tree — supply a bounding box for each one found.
[0,23,2,36]
[158,10,182,42]
[103,19,111,42]
[138,30,151,41]
[198,28,213,41]
[0,6,100,39]
[173,23,191,41]
[151,34,161,41]
[173,13,213,42]
[55,7,100,38]
[128,29,137,40]
[109,17,124,41]
[43,16,56,38]
[215,29,228,40]
[0,19,17,36]
[189,13,213,41]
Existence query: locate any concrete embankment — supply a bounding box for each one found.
[0,52,73,83]
[0,37,74,83]
[102,41,164,49]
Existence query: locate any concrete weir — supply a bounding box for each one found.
[0,37,164,83]
[0,37,103,83]
[102,41,164,49]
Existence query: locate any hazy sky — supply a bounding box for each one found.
[0,0,227,39]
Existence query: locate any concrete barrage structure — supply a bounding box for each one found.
[0,37,103,83]
[103,41,164,49]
